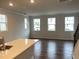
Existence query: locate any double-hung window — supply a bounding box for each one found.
[65,16,74,31]
[24,18,27,29]
[48,18,56,31]
[0,14,7,31]
[33,18,40,31]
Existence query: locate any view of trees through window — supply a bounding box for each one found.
[65,16,74,31]
[48,18,56,31]
[33,18,40,31]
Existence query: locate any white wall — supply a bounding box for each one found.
[0,9,30,42]
[30,13,79,40]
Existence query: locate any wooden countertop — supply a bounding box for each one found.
[0,39,39,59]
[73,39,79,59]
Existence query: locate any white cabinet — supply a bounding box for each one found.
[14,46,34,59]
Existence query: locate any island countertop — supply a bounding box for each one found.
[0,39,39,59]
[73,39,79,59]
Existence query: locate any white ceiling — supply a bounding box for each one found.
[0,0,79,15]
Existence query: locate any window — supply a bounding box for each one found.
[0,15,7,31]
[33,18,40,31]
[24,18,27,29]
[48,17,56,31]
[65,16,74,31]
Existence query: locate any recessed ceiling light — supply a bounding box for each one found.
[9,2,14,7]
[30,0,35,3]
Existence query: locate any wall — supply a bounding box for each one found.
[30,13,79,40]
[0,9,30,42]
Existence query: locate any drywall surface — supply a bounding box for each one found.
[30,14,79,40]
[0,9,30,42]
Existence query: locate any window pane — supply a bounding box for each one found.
[24,18,27,29]
[65,16,74,31]
[0,23,6,31]
[34,27,40,31]
[65,24,74,31]
[25,24,27,29]
[0,15,7,22]
[33,18,40,31]
[48,18,56,24]
[65,17,74,24]
[24,18,27,23]
[48,25,55,31]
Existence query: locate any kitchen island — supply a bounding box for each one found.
[0,39,38,59]
[73,39,79,59]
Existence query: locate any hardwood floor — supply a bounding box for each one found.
[33,39,74,59]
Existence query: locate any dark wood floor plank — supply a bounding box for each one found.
[34,39,74,59]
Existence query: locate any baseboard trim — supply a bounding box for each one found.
[30,38,74,41]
